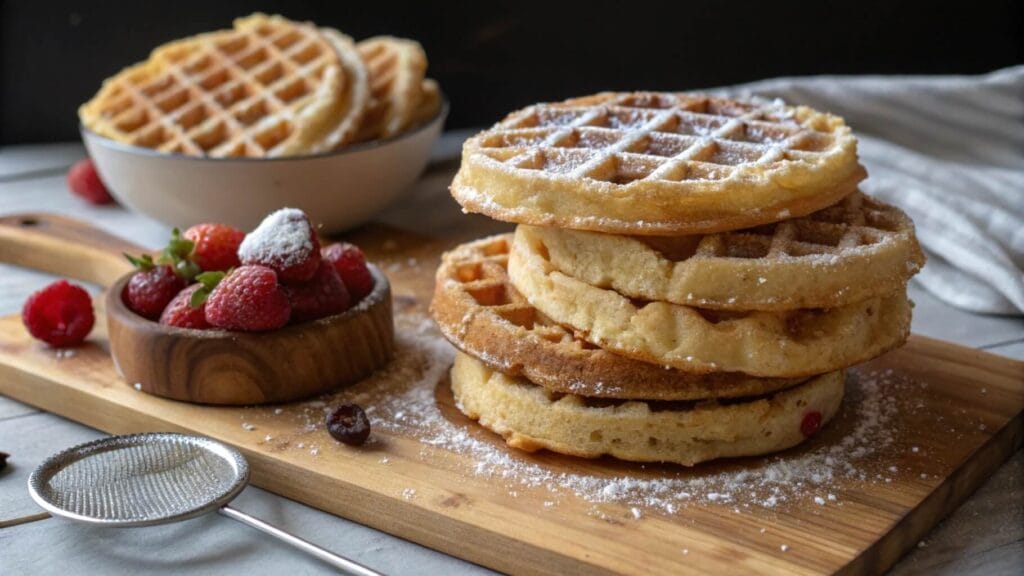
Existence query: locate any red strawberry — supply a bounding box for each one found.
[67,159,114,205]
[159,284,211,329]
[123,263,186,320]
[283,260,351,323]
[205,265,290,331]
[22,280,95,347]
[238,208,321,284]
[184,223,245,272]
[322,243,374,301]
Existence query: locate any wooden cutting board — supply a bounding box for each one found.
[0,214,1021,576]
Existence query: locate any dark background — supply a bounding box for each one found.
[2,0,1021,144]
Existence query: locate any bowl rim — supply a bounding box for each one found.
[81,99,449,163]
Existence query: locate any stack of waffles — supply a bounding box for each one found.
[79,14,441,158]
[432,92,924,465]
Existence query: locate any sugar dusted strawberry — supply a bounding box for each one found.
[159,284,211,329]
[238,208,321,284]
[123,257,187,320]
[67,159,114,205]
[22,280,95,347]
[283,260,351,323]
[322,242,374,301]
[184,223,244,272]
[205,265,290,331]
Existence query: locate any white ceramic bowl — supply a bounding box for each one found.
[83,104,447,233]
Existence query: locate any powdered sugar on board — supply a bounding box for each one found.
[238,207,314,268]
[249,312,933,516]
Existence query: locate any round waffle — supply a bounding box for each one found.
[431,235,804,400]
[451,352,844,466]
[525,192,924,311]
[451,92,867,236]
[79,14,365,157]
[509,227,912,377]
[355,36,429,141]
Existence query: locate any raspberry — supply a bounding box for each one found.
[67,159,114,205]
[205,265,291,331]
[800,411,823,438]
[159,284,211,329]
[283,260,351,323]
[184,223,245,272]
[22,280,95,347]
[123,264,187,320]
[322,243,374,301]
[238,208,321,284]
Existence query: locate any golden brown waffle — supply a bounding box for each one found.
[355,36,428,140]
[452,92,866,235]
[431,235,804,400]
[452,352,844,466]
[411,78,442,126]
[526,191,924,311]
[509,226,912,377]
[79,14,365,157]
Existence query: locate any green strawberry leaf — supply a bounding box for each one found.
[124,253,155,270]
[188,270,227,309]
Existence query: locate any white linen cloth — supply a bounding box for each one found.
[724,66,1024,315]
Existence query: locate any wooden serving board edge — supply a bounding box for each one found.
[841,411,1022,575]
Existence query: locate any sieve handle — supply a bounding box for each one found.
[219,505,383,576]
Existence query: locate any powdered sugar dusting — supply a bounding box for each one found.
[238,207,314,268]
[256,311,923,516]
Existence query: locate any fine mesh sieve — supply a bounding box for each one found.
[28,433,381,575]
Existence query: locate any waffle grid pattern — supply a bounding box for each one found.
[88,19,339,157]
[475,93,841,186]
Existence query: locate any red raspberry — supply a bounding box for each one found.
[67,159,114,205]
[322,243,374,301]
[800,411,823,438]
[205,265,291,331]
[123,264,187,320]
[22,280,95,347]
[283,260,351,323]
[238,208,321,284]
[159,284,211,329]
[184,223,245,272]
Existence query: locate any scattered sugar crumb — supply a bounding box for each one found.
[682,549,689,555]
[133,383,142,391]
[242,423,256,431]
[403,488,417,501]
[814,496,825,505]
[917,540,927,548]
[827,494,836,501]
[631,507,643,519]
[543,501,556,508]
[980,388,987,394]
[780,544,789,552]
[264,435,273,442]
[757,277,767,284]
[911,446,919,453]
[274,408,284,415]
[759,528,767,534]
[310,448,319,456]
[289,312,914,516]
[979,424,987,431]
[379,457,390,465]
[55,349,76,359]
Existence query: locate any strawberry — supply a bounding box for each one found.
[67,159,114,205]
[159,284,211,329]
[322,243,374,301]
[122,256,187,320]
[205,265,290,331]
[238,208,321,284]
[283,260,351,323]
[22,280,95,347]
[184,223,244,272]
[800,411,823,437]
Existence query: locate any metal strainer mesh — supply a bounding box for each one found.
[28,433,248,526]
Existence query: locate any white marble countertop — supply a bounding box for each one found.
[0,137,1020,575]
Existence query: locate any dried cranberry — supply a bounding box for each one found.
[800,411,823,437]
[326,404,371,446]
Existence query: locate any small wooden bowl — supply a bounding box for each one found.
[106,265,394,405]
